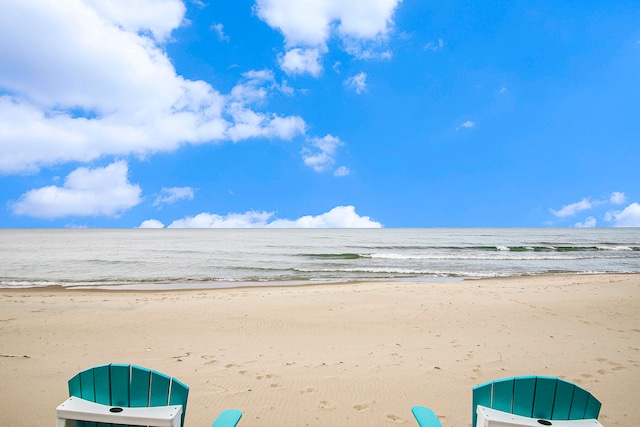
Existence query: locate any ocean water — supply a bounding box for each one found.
[1,228,639,290]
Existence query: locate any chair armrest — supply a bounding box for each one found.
[412,406,443,427]
[56,396,183,427]
[211,409,242,427]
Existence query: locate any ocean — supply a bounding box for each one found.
[1,228,639,290]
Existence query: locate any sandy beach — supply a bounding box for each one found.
[1,274,638,427]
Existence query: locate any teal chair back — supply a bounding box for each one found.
[472,376,601,427]
[68,363,189,427]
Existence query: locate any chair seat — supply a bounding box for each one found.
[477,405,603,427]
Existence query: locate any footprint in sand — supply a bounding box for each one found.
[385,413,407,424]
[319,401,334,410]
[353,404,370,412]
[299,387,316,394]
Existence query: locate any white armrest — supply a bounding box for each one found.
[476,405,603,427]
[56,396,183,427]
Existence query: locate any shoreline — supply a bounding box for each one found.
[1,273,639,426]
[2,271,637,292]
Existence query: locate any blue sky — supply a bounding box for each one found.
[1,0,639,228]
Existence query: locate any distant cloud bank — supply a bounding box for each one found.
[139,205,383,228]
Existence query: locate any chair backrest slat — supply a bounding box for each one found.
[110,364,131,407]
[551,378,574,419]
[584,394,602,419]
[472,381,492,427]
[569,387,590,420]
[150,371,171,406]
[532,377,557,419]
[130,365,152,407]
[79,369,96,401]
[170,377,190,421]
[93,365,111,405]
[512,376,536,418]
[492,378,514,413]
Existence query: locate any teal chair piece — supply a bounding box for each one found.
[411,405,443,427]
[472,376,602,427]
[66,363,242,427]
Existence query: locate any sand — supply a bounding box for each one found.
[1,274,639,427]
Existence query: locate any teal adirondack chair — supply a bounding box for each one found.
[412,375,602,427]
[56,363,242,427]
[472,376,601,427]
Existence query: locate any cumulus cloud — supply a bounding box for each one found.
[610,191,627,205]
[606,203,640,227]
[11,161,141,219]
[254,0,402,76]
[83,0,185,42]
[0,0,306,174]
[345,72,367,94]
[169,211,274,228]
[153,187,195,206]
[158,205,381,228]
[269,205,381,228]
[139,219,165,228]
[302,135,343,172]
[278,48,324,77]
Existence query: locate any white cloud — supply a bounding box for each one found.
[139,219,165,228]
[550,198,593,218]
[607,203,640,227]
[211,23,230,41]
[574,216,597,228]
[334,166,351,176]
[269,206,381,228]
[345,72,367,94]
[11,161,141,218]
[610,191,627,205]
[169,211,273,228]
[424,38,444,52]
[165,205,381,228]
[83,0,185,42]
[278,48,324,77]
[456,120,475,131]
[255,0,402,76]
[302,134,343,172]
[153,187,195,206]
[0,0,306,174]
